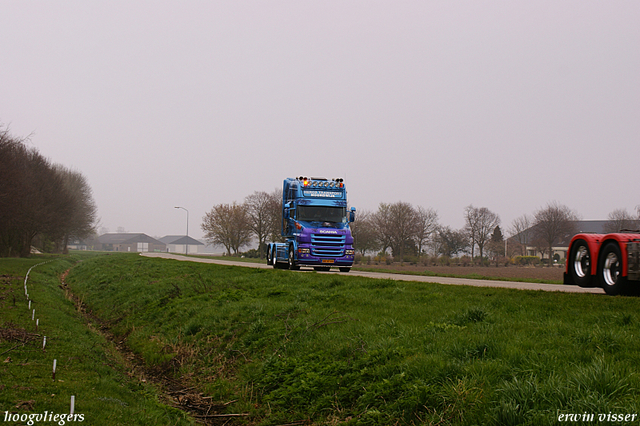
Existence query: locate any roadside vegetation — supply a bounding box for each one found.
[51,253,640,425]
[0,253,191,425]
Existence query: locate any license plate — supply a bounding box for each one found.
[322,259,334,264]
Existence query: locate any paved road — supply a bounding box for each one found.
[141,252,604,294]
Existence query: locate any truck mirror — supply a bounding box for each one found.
[284,203,291,219]
[349,207,356,222]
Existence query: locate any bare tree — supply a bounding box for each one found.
[533,201,579,266]
[465,205,500,261]
[414,206,438,258]
[349,209,378,256]
[508,214,532,256]
[371,203,393,255]
[434,226,469,258]
[245,191,278,258]
[266,188,284,244]
[464,205,480,258]
[201,202,252,256]
[54,165,98,253]
[374,202,419,259]
[0,130,92,257]
[604,208,640,233]
[476,207,500,261]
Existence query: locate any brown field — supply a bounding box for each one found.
[353,262,565,282]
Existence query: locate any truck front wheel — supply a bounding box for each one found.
[271,246,278,269]
[568,239,593,287]
[599,242,628,295]
[288,246,300,270]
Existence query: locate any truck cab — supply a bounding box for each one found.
[267,177,355,272]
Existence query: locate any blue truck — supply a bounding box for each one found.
[266,176,356,272]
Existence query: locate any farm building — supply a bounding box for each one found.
[158,235,204,254]
[98,233,166,253]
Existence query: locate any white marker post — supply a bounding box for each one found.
[53,359,57,380]
[42,336,46,351]
[28,300,31,310]
[70,396,75,415]
[32,309,35,321]
[36,319,39,332]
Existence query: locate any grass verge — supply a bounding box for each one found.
[0,253,193,425]
[62,253,640,425]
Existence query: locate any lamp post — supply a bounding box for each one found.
[174,206,189,254]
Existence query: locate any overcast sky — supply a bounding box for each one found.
[2,1,639,240]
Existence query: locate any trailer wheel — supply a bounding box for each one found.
[599,242,628,295]
[568,239,593,287]
[266,244,272,265]
[288,246,299,270]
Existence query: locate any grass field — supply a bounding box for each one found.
[2,252,640,425]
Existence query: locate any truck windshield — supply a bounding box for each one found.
[298,206,346,223]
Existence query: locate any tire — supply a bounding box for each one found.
[288,246,299,270]
[599,242,628,295]
[339,267,351,273]
[271,246,278,269]
[266,244,272,265]
[568,239,593,287]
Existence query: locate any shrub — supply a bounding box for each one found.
[514,256,540,266]
[402,255,419,265]
[242,249,261,258]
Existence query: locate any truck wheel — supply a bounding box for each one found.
[568,239,593,287]
[599,242,628,295]
[271,246,278,269]
[339,267,351,273]
[288,246,299,270]
[266,245,272,265]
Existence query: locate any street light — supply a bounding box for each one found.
[174,206,189,255]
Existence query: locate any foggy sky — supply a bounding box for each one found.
[2,1,639,240]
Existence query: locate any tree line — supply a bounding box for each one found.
[0,127,98,257]
[202,189,639,264]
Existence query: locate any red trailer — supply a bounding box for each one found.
[565,232,640,295]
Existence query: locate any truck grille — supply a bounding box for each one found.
[311,233,345,257]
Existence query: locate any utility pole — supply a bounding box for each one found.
[174,206,189,254]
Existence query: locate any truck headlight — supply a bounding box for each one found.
[345,249,355,255]
[298,248,310,254]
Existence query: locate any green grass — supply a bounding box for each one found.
[58,253,640,425]
[0,253,192,425]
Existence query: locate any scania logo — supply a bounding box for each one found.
[319,230,338,234]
